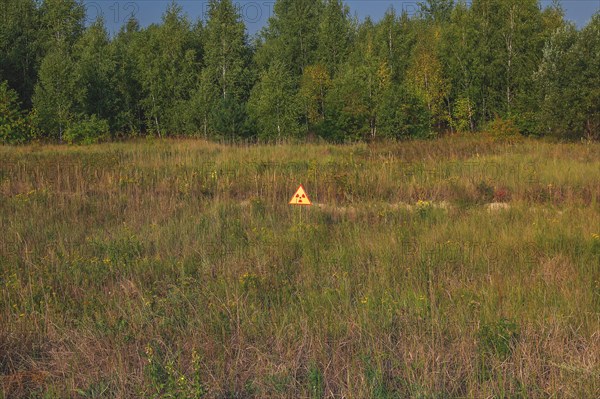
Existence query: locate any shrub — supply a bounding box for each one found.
[484,117,523,142]
[63,114,109,144]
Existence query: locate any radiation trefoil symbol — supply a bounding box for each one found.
[289,185,312,206]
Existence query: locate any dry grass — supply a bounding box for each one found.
[1,136,599,398]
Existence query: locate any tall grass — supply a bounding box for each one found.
[1,137,599,398]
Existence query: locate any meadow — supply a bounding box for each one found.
[1,136,599,398]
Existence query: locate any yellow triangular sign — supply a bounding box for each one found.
[289,185,312,206]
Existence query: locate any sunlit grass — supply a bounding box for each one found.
[1,136,599,398]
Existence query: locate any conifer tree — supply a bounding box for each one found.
[256,0,323,76]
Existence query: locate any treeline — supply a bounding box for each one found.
[0,0,598,144]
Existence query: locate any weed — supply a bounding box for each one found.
[307,362,324,399]
[476,180,495,203]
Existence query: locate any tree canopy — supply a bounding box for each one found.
[0,0,598,143]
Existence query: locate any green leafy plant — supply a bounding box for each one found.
[143,344,206,398]
[307,362,324,399]
[485,117,523,142]
[478,318,519,360]
[63,114,109,144]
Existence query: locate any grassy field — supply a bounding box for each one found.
[1,136,599,398]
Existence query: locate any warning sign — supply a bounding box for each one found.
[289,185,312,206]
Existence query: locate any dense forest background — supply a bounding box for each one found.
[0,0,598,144]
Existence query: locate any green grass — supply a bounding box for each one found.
[1,136,599,398]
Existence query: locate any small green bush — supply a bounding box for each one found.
[63,115,109,145]
[485,117,523,142]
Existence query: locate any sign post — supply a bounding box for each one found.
[289,185,312,226]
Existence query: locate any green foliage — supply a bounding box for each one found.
[71,18,119,134]
[74,381,112,398]
[1,0,598,143]
[0,0,40,106]
[63,114,109,145]
[477,318,520,384]
[203,0,250,101]
[210,95,252,139]
[307,362,324,399]
[32,41,76,140]
[378,84,432,139]
[535,14,600,140]
[256,0,323,76]
[135,4,202,137]
[38,0,85,48]
[485,117,523,142]
[143,344,206,398]
[478,318,519,360]
[299,64,331,130]
[418,0,456,22]
[248,61,302,139]
[325,22,392,140]
[30,0,85,140]
[111,19,144,135]
[202,0,252,137]
[363,356,393,399]
[406,26,450,130]
[316,0,354,74]
[451,97,475,132]
[0,81,35,144]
